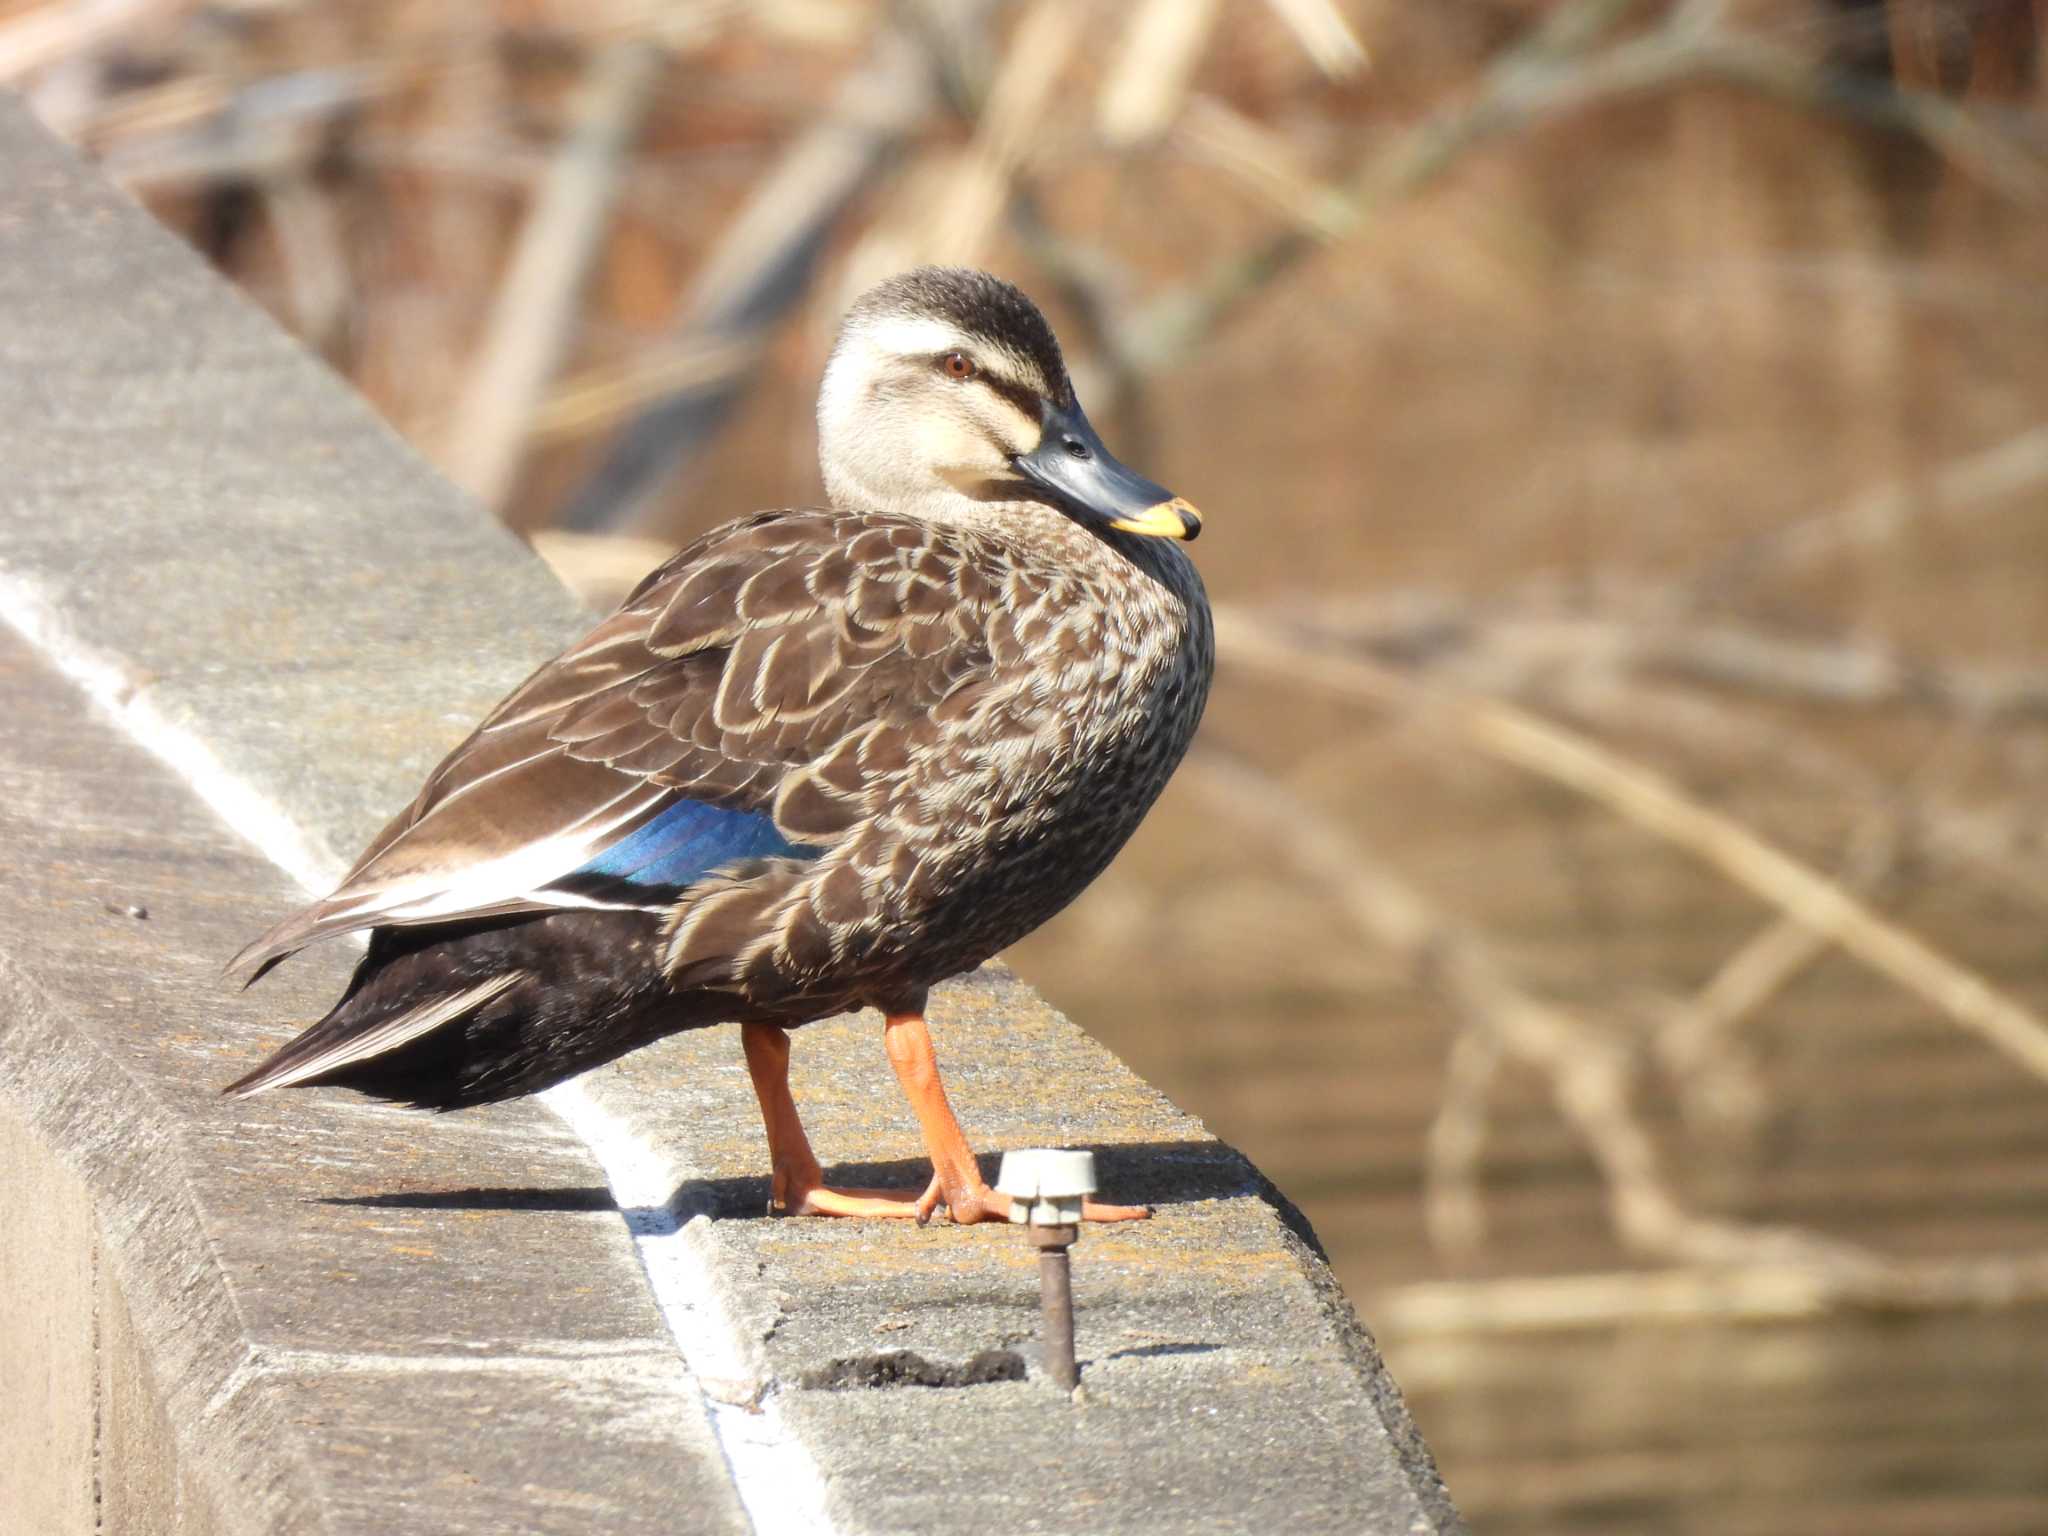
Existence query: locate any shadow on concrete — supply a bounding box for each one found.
[319,1139,1269,1221]
[673,1139,1266,1220]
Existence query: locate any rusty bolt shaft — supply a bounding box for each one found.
[1031,1223,1078,1390]
[997,1149,1094,1395]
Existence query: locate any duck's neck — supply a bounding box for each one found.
[1104,523,1205,603]
[822,462,995,527]
[820,479,1207,619]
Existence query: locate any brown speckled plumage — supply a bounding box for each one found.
[651,505,1210,1006]
[226,269,1213,1173]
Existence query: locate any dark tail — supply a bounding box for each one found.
[224,910,721,1110]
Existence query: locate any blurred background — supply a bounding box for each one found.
[10,0,2046,1529]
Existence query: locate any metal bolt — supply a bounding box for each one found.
[995,1148,1096,1393]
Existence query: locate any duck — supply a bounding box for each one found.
[225,266,1212,1225]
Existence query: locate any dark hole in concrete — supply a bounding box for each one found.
[801,1348,1026,1391]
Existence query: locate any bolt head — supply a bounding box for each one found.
[996,1148,1098,1199]
[996,1149,1097,1225]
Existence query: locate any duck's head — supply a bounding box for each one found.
[817,267,1201,542]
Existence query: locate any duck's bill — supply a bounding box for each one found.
[1012,402,1203,541]
[1106,497,1203,539]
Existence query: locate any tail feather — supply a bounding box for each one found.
[223,909,720,1110]
[224,905,331,985]
[224,972,525,1097]
[225,893,551,986]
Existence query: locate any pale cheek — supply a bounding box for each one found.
[912,414,1005,472]
[989,402,1041,460]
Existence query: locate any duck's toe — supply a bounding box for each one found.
[776,1180,930,1219]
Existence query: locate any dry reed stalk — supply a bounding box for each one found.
[1214,607,2048,1087]
[83,51,385,176]
[444,37,663,508]
[1183,751,1843,1268]
[1266,594,2048,928]
[1377,1246,2048,1334]
[73,70,231,147]
[1424,1025,1502,1257]
[1651,815,1901,1132]
[392,3,510,448]
[1555,675,2048,924]
[917,0,1084,266]
[531,332,762,443]
[561,5,969,532]
[1095,0,1224,147]
[1256,0,1369,78]
[1691,423,2048,598]
[1130,0,2045,374]
[261,177,353,360]
[1296,596,2048,719]
[0,0,185,84]
[1175,95,1353,238]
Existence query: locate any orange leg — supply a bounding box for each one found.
[741,1022,931,1218]
[739,1014,1149,1224]
[881,1011,1149,1223]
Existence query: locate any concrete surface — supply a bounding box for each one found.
[0,95,1462,1534]
[0,628,752,1536]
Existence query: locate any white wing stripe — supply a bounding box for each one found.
[317,789,666,929]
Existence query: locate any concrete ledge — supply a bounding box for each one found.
[0,96,1462,1534]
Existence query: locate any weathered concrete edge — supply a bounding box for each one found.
[1258,1169,1463,1530]
[0,953,308,1535]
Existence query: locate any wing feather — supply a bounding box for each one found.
[229,510,1002,981]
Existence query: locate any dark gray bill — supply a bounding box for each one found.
[1011,400,1202,540]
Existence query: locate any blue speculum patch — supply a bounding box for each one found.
[563,797,818,899]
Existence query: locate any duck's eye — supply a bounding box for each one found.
[939,351,977,381]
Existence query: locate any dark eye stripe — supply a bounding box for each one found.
[979,373,1043,421]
